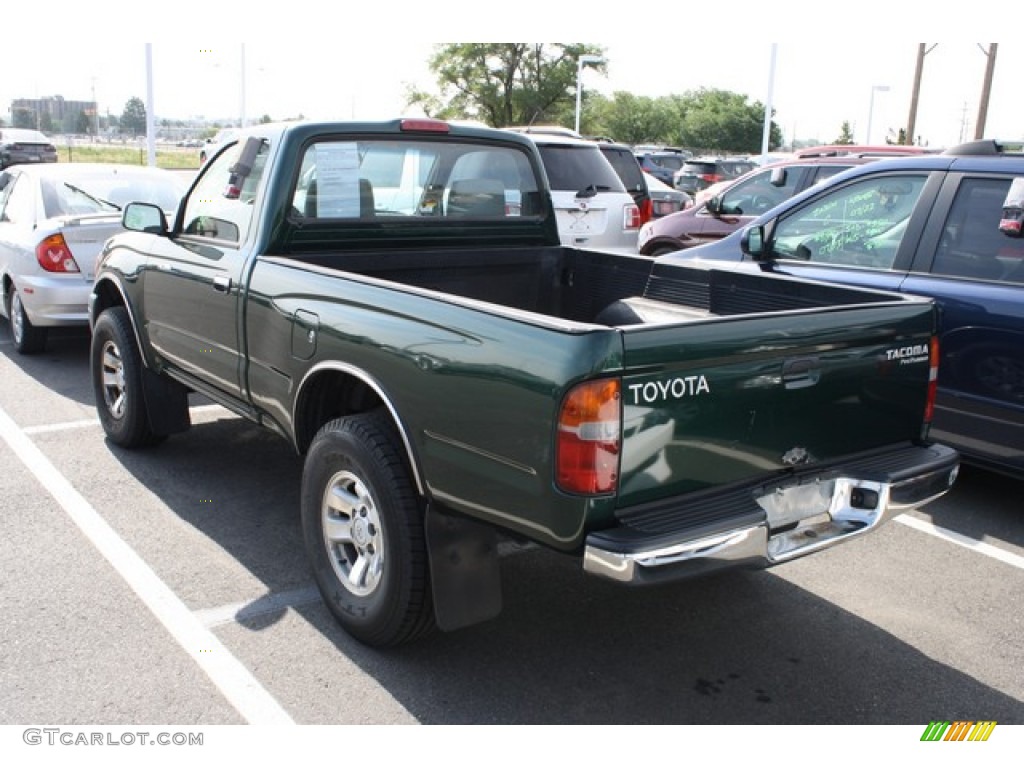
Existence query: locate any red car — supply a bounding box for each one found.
[638,156,876,256]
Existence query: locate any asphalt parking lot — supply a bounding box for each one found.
[1,325,1022,731]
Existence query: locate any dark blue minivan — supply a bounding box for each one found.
[659,140,1024,480]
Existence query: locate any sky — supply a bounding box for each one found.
[2,9,1017,151]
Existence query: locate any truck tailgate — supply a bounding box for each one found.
[616,301,937,507]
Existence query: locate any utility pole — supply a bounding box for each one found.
[975,43,998,140]
[906,44,937,146]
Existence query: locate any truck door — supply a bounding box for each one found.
[141,137,269,400]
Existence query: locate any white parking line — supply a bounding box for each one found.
[896,513,1024,570]
[22,405,230,435]
[24,418,100,435]
[0,404,294,725]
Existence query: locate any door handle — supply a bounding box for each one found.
[213,275,232,293]
[782,356,821,389]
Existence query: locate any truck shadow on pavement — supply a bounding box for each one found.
[0,326,94,407]
[104,410,1024,726]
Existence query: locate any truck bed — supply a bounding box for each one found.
[270,245,905,327]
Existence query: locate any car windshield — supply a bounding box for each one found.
[1,129,49,144]
[650,155,685,171]
[537,145,625,193]
[600,147,645,193]
[43,171,184,218]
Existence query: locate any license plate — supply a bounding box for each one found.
[756,479,836,529]
[28,155,40,161]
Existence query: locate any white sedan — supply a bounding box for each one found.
[0,162,186,353]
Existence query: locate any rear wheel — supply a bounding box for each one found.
[9,287,48,354]
[91,307,162,448]
[301,411,434,647]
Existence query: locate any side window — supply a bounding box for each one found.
[931,177,1024,281]
[182,138,268,243]
[771,173,928,269]
[719,167,797,215]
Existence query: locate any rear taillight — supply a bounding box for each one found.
[35,234,80,273]
[701,174,723,183]
[923,336,940,430]
[556,379,621,495]
[623,203,641,230]
[638,198,653,225]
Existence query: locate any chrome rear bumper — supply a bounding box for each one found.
[583,443,959,585]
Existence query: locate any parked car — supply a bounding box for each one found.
[0,163,186,353]
[639,156,876,256]
[642,171,690,218]
[793,144,938,159]
[516,132,641,252]
[662,139,1024,479]
[597,140,654,224]
[636,151,688,187]
[673,157,759,197]
[0,129,58,170]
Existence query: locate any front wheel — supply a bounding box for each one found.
[91,307,162,448]
[301,411,434,647]
[9,287,48,354]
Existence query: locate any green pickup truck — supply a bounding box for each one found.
[88,119,959,647]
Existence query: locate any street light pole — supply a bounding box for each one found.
[574,54,604,135]
[866,84,890,144]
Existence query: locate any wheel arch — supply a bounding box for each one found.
[294,362,426,496]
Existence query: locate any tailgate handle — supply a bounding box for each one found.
[783,356,821,389]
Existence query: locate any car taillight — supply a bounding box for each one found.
[700,173,723,183]
[923,336,940,431]
[638,198,653,225]
[623,203,641,230]
[35,234,80,273]
[556,379,621,495]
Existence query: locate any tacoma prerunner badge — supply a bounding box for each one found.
[88,118,959,647]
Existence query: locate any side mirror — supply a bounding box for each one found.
[705,195,722,215]
[741,225,769,261]
[770,167,787,187]
[122,202,167,235]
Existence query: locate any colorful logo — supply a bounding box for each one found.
[921,721,997,742]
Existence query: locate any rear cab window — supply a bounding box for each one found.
[291,138,540,219]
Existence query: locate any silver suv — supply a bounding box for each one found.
[516,132,641,253]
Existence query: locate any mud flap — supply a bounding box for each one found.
[142,368,191,436]
[425,505,502,632]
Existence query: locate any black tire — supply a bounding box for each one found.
[91,307,162,448]
[9,286,48,354]
[301,411,435,647]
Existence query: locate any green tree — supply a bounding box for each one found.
[672,89,781,154]
[408,43,605,127]
[834,121,855,144]
[586,92,678,144]
[75,111,92,134]
[120,97,147,137]
[39,112,54,133]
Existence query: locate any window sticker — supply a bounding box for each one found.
[314,142,360,218]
